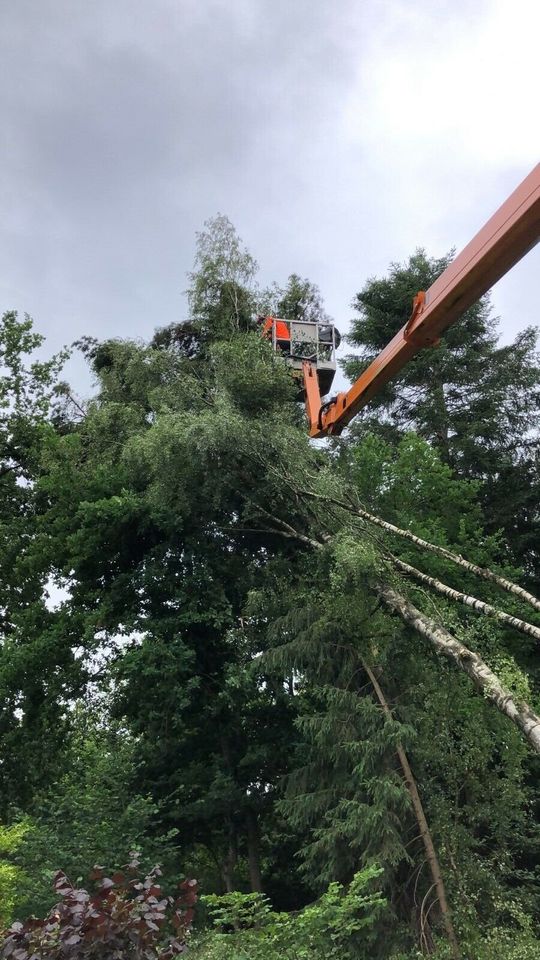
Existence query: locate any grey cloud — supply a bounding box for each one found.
[0,0,537,381]
[1,0,363,350]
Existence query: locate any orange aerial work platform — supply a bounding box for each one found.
[264,163,540,438]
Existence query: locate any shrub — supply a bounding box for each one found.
[192,864,386,959]
[0,854,197,959]
[0,821,31,927]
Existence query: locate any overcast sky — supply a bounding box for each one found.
[1,0,538,391]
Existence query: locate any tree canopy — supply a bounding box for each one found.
[1,218,539,960]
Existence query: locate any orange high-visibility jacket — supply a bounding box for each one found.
[262,317,290,341]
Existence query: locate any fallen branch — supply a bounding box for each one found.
[250,508,540,756]
[377,583,540,755]
[289,484,540,615]
[298,490,540,611]
[390,555,540,644]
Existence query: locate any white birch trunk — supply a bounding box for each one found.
[377,583,540,755]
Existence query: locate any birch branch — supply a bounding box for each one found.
[377,583,540,755]
[289,485,540,615]
[389,555,540,644]
[248,508,540,756]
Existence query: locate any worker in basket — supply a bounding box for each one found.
[259,315,291,354]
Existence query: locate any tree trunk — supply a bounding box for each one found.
[431,381,452,466]
[377,583,540,754]
[219,736,238,892]
[221,827,238,893]
[363,662,460,960]
[246,808,264,893]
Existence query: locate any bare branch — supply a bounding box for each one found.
[246,500,326,551]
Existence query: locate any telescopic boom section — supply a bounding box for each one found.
[307,163,540,438]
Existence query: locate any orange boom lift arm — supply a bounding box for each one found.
[304,163,540,438]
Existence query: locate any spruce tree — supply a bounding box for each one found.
[343,250,540,582]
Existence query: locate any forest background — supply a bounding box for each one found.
[0,215,539,959]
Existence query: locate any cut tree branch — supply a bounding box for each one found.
[389,555,540,644]
[377,583,540,755]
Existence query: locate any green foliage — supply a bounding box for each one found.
[0,312,78,815]
[260,274,330,325]
[477,927,540,960]
[187,214,258,341]
[12,710,170,918]
[211,335,296,416]
[2,222,540,960]
[0,821,30,926]
[193,865,386,960]
[343,249,540,581]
